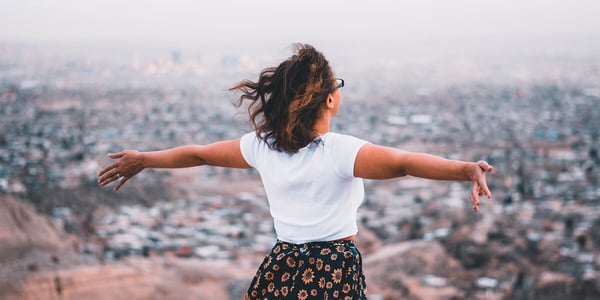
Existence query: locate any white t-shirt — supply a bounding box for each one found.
[240,131,369,244]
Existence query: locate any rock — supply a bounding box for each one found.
[357,225,383,255]
[0,196,73,262]
[2,256,257,300]
[363,240,464,299]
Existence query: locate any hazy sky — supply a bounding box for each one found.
[2,0,600,46]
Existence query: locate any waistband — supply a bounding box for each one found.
[275,238,356,250]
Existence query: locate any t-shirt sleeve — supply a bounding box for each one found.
[329,134,370,178]
[239,131,259,168]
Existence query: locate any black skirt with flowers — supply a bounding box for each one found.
[245,239,367,300]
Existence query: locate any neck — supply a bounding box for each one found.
[313,112,331,136]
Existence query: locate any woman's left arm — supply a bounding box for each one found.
[354,144,493,212]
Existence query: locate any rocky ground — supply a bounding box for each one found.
[3,194,600,300]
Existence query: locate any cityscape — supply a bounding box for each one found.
[1,40,600,299]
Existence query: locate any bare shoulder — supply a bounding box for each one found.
[201,138,251,169]
[354,143,408,179]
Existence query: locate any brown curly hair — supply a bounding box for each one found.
[230,44,337,153]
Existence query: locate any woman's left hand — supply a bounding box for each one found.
[97,150,144,191]
[467,160,494,213]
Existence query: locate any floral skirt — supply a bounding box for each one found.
[245,239,367,299]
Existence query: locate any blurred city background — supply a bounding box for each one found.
[1,1,600,299]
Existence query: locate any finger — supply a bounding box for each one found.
[108,151,125,159]
[477,177,493,199]
[97,162,117,177]
[98,167,120,184]
[471,182,480,201]
[98,167,122,185]
[479,184,487,196]
[99,172,121,186]
[472,195,480,209]
[470,193,479,213]
[473,166,492,199]
[471,183,481,205]
[477,161,494,173]
[98,153,126,177]
[114,177,129,191]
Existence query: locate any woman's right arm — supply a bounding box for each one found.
[97,139,250,191]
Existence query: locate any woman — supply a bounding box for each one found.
[97,44,493,299]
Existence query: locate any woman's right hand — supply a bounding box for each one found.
[97,150,145,191]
